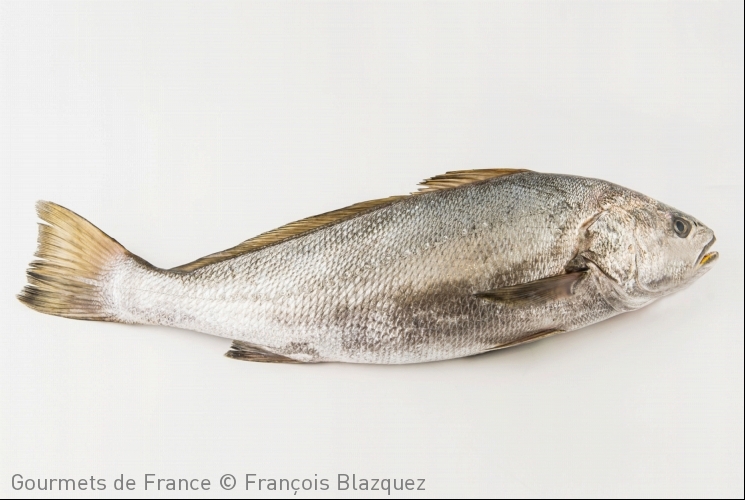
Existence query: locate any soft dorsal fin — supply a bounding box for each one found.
[170,195,407,272]
[171,168,529,272]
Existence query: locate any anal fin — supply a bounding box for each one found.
[486,329,564,352]
[225,340,304,363]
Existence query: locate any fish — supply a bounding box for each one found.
[17,169,718,364]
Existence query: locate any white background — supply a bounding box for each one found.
[1,1,743,498]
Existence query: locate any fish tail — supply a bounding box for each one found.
[17,201,145,321]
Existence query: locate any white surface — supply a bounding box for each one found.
[1,1,743,498]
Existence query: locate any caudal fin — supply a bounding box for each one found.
[17,201,134,321]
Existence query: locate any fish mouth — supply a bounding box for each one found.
[697,236,718,267]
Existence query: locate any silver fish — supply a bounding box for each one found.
[18,170,718,364]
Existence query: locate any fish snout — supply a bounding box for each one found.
[697,234,718,267]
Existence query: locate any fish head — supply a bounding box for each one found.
[581,193,717,308]
[630,199,718,297]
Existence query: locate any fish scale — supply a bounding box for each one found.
[18,170,718,364]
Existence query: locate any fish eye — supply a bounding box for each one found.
[672,216,691,238]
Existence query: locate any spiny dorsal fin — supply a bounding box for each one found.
[417,168,530,193]
[171,168,530,272]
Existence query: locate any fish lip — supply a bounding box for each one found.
[697,236,718,267]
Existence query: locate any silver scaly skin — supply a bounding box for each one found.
[18,171,718,364]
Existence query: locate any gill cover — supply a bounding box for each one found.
[580,207,637,292]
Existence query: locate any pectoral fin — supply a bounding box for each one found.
[225,341,304,363]
[474,270,588,305]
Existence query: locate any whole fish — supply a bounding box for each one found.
[18,170,718,364]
